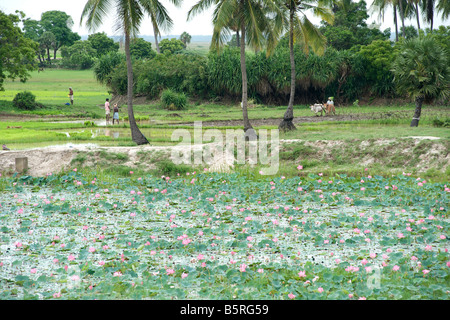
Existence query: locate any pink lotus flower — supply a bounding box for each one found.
[89,247,96,253]
[422,269,430,275]
[166,268,175,275]
[181,272,188,279]
[392,265,400,271]
[239,264,247,272]
[68,254,75,261]
[288,293,296,299]
[113,271,122,277]
[298,271,306,278]
[318,287,324,293]
[71,275,80,281]
[30,268,37,274]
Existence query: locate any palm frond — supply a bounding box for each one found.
[80,0,112,32]
[115,0,145,37]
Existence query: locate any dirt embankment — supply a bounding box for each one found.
[0,137,448,177]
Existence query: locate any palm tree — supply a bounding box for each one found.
[188,0,283,138]
[437,0,450,19]
[179,31,192,48]
[391,37,449,127]
[409,0,422,30]
[145,0,182,54]
[371,0,406,40]
[81,0,152,145]
[278,0,334,131]
[421,0,436,31]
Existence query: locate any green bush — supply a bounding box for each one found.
[13,91,37,110]
[135,53,208,99]
[161,89,187,110]
[432,118,450,127]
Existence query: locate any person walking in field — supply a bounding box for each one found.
[105,98,111,125]
[112,103,119,125]
[325,96,335,115]
[69,87,74,105]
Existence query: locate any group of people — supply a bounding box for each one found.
[104,98,120,125]
[68,88,120,125]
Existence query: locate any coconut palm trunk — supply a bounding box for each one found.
[125,30,149,145]
[414,2,421,30]
[239,18,256,140]
[152,21,160,53]
[410,95,424,127]
[398,0,406,38]
[394,5,399,42]
[279,8,296,131]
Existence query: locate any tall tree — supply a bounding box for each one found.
[88,32,120,57]
[23,18,45,63]
[0,10,38,91]
[188,0,283,137]
[40,11,80,59]
[421,0,436,30]
[143,0,182,54]
[279,0,334,131]
[371,0,405,40]
[391,36,449,127]
[81,0,151,145]
[39,31,56,62]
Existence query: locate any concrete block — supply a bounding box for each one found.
[15,157,28,173]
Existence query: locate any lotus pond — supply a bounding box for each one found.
[0,169,448,300]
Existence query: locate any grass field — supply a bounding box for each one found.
[0,69,110,108]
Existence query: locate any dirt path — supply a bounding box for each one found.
[173,110,414,127]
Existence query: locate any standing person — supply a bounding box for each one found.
[326,96,335,115]
[69,87,74,105]
[112,103,119,125]
[105,98,111,125]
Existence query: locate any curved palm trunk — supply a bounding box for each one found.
[239,16,256,140]
[414,3,421,30]
[394,5,399,42]
[279,8,296,131]
[125,31,149,145]
[410,95,424,127]
[152,21,160,54]
[398,0,406,38]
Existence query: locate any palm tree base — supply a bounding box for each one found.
[278,118,296,131]
[133,135,149,145]
[410,119,420,127]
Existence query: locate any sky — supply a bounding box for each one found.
[0,0,448,37]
